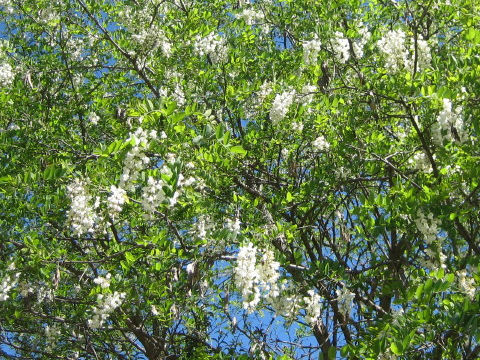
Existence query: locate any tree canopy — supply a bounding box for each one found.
[1,0,480,359]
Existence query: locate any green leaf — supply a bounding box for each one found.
[328,346,336,360]
[390,342,403,355]
[286,191,293,202]
[125,252,135,264]
[230,145,247,156]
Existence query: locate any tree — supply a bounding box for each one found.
[1,0,479,358]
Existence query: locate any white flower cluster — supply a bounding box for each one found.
[409,151,433,173]
[44,323,62,351]
[298,84,317,105]
[312,135,330,151]
[457,269,476,300]
[432,98,466,144]
[234,243,261,312]
[352,24,371,59]
[225,217,241,236]
[66,179,98,236]
[120,128,157,192]
[141,176,166,219]
[256,250,280,302]
[194,215,213,240]
[303,35,322,65]
[292,122,303,132]
[377,30,431,73]
[132,26,172,57]
[238,8,264,26]
[270,90,296,124]
[107,185,127,218]
[141,165,194,218]
[93,273,111,289]
[194,32,228,64]
[88,291,126,329]
[45,323,61,343]
[271,288,302,320]
[0,268,20,301]
[303,290,321,326]
[336,286,355,316]
[377,29,407,72]
[0,0,14,13]
[172,83,186,107]
[413,37,432,72]
[234,244,323,323]
[258,81,272,101]
[66,37,86,62]
[415,210,446,270]
[89,112,100,125]
[332,31,350,63]
[0,62,14,86]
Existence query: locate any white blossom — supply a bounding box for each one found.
[234,243,261,312]
[107,185,126,218]
[332,31,350,63]
[457,269,476,300]
[292,121,303,132]
[298,84,317,105]
[336,286,354,316]
[66,179,97,236]
[0,62,14,86]
[141,176,166,219]
[270,90,296,124]
[312,135,330,151]
[131,25,172,57]
[303,35,321,65]
[257,250,280,302]
[377,29,408,72]
[432,98,466,144]
[415,210,446,270]
[409,151,434,173]
[352,24,371,59]
[304,289,321,325]
[93,273,111,289]
[0,270,20,301]
[412,36,432,72]
[88,291,126,329]
[238,8,264,26]
[120,128,154,191]
[89,112,100,125]
[225,217,241,236]
[194,32,228,64]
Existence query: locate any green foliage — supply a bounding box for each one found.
[0,0,480,359]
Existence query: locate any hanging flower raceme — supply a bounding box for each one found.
[119,128,156,192]
[193,32,228,64]
[336,286,355,317]
[312,135,330,151]
[432,98,466,144]
[304,290,322,326]
[66,178,98,236]
[332,31,350,63]
[234,243,261,312]
[270,90,296,124]
[0,62,14,86]
[303,35,321,65]
[377,29,431,73]
[457,269,476,300]
[88,291,126,329]
[107,185,127,219]
[415,210,446,271]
